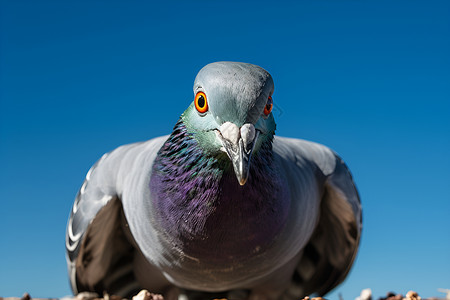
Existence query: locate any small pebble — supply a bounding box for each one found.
[21,293,31,300]
[132,290,164,300]
[75,292,99,300]
[405,291,421,300]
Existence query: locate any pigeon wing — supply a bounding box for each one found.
[273,137,362,297]
[65,137,168,295]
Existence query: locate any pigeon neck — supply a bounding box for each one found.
[149,119,290,264]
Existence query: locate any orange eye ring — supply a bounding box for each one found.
[194,92,208,114]
[264,96,273,116]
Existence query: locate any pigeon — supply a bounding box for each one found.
[66,61,362,300]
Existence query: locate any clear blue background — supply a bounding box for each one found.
[1,1,449,299]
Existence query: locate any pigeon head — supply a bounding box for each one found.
[181,61,276,185]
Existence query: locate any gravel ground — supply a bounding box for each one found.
[1,289,448,300]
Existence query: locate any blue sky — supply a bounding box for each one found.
[1,1,449,299]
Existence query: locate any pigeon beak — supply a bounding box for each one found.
[216,123,259,186]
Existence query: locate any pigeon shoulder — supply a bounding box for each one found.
[75,135,169,199]
[272,136,337,177]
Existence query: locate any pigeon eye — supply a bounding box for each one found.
[264,96,273,116]
[194,92,208,114]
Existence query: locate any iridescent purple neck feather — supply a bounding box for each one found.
[149,119,290,264]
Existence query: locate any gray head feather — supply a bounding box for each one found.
[193,62,274,126]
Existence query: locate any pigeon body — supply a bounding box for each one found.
[66,62,362,300]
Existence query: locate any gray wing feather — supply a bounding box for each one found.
[65,136,168,292]
[66,144,135,261]
[273,136,362,297]
[301,156,361,296]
